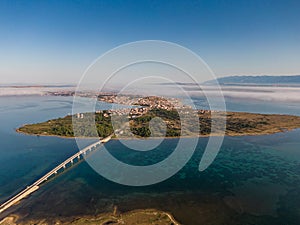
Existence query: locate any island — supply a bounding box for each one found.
[15,95,300,138]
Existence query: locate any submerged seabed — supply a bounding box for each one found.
[5,131,300,225]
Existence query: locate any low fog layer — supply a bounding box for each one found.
[0,87,74,96]
[188,86,300,103]
[1,85,300,103]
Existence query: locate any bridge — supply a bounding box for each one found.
[0,134,113,214]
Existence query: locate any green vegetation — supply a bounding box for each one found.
[18,111,114,138]
[17,109,300,138]
[18,115,74,137]
[130,108,181,137]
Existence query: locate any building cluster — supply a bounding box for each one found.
[97,94,193,118]
[98,94,185,109]
[76,113,84,119]
[98,93,119,103]
[198,109,210,114]
[97,107,148,119]
[49,91,200,119]
[135,96,183,110]
[46,91,75,96]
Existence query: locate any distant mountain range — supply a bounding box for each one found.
[204,75,300,86]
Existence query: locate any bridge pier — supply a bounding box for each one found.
[0,135,113,214]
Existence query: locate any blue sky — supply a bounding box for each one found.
[0,0,300,84]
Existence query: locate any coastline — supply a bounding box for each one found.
[16,108,300,141]
[1,209,181,225]
[0,215,18,225]
[15,126,299,140]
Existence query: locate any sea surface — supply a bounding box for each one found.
[0,95,300,224]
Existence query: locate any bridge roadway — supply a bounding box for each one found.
[0,134,113,214]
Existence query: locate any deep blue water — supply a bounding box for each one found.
[0,95,300,224]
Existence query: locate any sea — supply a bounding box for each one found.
[0,94,300,224]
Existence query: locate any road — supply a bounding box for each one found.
[0,134,113,214]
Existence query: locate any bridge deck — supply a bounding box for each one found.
[0,134,113,214]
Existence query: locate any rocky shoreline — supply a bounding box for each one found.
[0,209,180,225]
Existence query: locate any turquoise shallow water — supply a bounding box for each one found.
[0,96,300,224]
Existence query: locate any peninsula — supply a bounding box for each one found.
[16,95,300,138]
